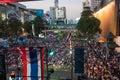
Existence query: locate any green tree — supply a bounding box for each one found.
[33,16,45,36]
[0,19,8,38]
[23,21,32,34]
[7,18,22,38]
[77,9,101,38]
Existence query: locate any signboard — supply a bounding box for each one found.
[55,8,65,19]
[36,9,44,18]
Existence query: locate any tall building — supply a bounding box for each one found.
[55,7,67,24]
[49,7,56,24]
[0,4,7,20]
[90,0,113,11]
[55,0,58,8]
[90,0,102,11]
[0,3,37,23]
[83,0,90,7]
[49,0,67,24]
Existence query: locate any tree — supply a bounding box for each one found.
[76,9,101,38]
[0,19,8,38]
[33,16,45,36]
[7,18,22,38]
[23,21,32,34]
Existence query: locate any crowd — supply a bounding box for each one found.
[1,33,120,80]
[84,39,120,80]
[4,34,72,76]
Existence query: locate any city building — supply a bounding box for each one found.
[0,3,37,23]
[49,0,67,24]
[49,7,56,24]
[90,0,102,11]
[55,7,67,24]
[0,4,7,20]
[94,0,120,37]
[90,0,113,12]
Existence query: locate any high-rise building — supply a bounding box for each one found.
[55,0,58,8]
[90,0,102,11]
[94,0,120,37]
[49,7,56,24]
[49,0,67,24]
[90,0,113,11]
[55,7,67,24]
[83,0,90,7]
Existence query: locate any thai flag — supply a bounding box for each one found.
[66,31,71,42]
[17,47,45,80]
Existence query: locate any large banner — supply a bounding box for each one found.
[36,9,44,18]
[17,47,45,80]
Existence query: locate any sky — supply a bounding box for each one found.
[19,0,84,20]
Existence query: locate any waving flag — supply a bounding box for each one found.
[17,47,45,80]
[66,31,71,42]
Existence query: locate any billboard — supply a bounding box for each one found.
[55,8,65,19]
[94,1,117,37]
[36,9,44,18]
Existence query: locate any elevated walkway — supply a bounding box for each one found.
[47,24,77,28]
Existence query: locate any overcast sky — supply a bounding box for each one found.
[19,0,84,20]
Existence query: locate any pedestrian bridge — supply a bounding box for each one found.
[47,24,77,28]
[43,24,77,32]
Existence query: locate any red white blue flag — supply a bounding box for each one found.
[66,31,71,42]
[17,47,45,80]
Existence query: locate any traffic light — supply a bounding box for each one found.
[48,50,55,56]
